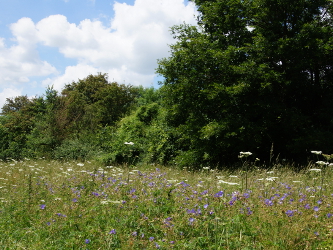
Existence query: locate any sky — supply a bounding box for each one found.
[0,0,198,108]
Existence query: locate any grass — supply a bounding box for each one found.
[0,159,333,249]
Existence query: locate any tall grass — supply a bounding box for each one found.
[0,159,332,249]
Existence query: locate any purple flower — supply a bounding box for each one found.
[285,210,294,217]
[327,213,333,218]
[214,191,224,198]
[129,188,136,194]
[246,207,253,215]
[149,237,155,241]
[201,190,208,195]
[304,204,311,209]
[243,193,250,199]
[264,199,273,206]
[40,204,46,209]
[204,204,209,209]
[72,198,78,202]
[155,242,160,249]
[314,206,320,212]
[85,239,90,244]
[317,200,323,205]
[314,232,319,236]
[131,231,137,236]
[109,229,116,234]
[189,217,195,225]
[187,209,196,214]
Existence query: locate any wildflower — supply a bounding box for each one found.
[204,204,209,209]
[314,206,320,212]
[149,237,155,241]
[124,142,134,145]
[85,239,90,244]
[285,210,294,217]
[155,242,160,249]
[109,229,116,235]
[246,207,253,215]
[239,151,252,158]
[304,204,311,209]
[189,217,195,225]
[309,168,322,172]
[72,198,78,202]
[214,191,224,198]
[244,193,250,199]
[77,163,84,167]
[327,213,333,218]
[311,151,322,155]
[40,204,46,209]
[131,231,137,236]
[264,199,273,206]
[316,161,329,166]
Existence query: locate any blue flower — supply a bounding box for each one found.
[40,204,46,209]
[264,199,273,206]
[85,239,90,244]
[285,210,294,217]
[189,217,195,225]
[214,191,224,198]
[304,204,311,209]
[109,229,116,234]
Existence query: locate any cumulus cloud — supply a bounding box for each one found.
[0,18,57,88]
[0,0,198,100]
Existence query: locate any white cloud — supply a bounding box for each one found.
[0,0,198,101]
[0,17,57,90]
[0,88,22,110]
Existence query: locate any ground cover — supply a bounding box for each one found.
[0,157,332,249]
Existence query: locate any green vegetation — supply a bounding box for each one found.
[1,158,333,249]
[1,0,332,168]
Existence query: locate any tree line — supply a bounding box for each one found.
[1,0,332,168]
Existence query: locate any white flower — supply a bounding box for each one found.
[124,142,134,145]
[311,151,322,155]
[266,177,278,181]
[309,168,322,172]
[202,167,210,170]
[316,161,329,166]
[218,180,239,185]
[239,151,252,158]
[77,163,84,167]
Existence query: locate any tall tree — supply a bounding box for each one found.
[157,0,333,166]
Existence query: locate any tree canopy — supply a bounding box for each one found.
[157,0,333,166]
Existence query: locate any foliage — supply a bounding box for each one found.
[156,0,333,167]
[0,74,140,161]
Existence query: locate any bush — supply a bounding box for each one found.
[53,139,101,161]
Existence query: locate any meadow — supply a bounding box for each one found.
[0,155,333,249]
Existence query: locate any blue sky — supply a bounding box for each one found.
[0,0,197,108]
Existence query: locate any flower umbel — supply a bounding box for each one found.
[239,151,252,158]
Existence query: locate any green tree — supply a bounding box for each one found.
[157,0,333,167]
[0,95,45,159]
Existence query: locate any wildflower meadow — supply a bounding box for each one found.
[1,154,333,249]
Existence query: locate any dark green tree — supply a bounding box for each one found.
[157,0,333,167]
